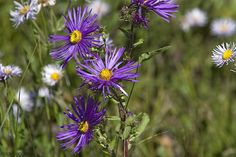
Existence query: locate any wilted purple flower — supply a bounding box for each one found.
[131,0,178,25]
[49,7,101,67]
[57,96,106,153]
[76,47,139,97]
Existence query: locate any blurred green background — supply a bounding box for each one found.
[1,0,236,156]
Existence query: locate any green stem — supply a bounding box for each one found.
[3,80,9,104]
[126,65,139,109]
[128,23,134,56]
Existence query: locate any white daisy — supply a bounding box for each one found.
[38,86,50,97]
[181,8,207,31]
[16,88,34,112]
[38,0,56,10]
[212,43,236,67]
[0,64,22,80]
[42,64,63,86]
[10,0,40,27]
[211,18,236,37]
[88,0,110,19]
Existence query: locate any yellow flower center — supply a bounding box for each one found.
[70,30,82,44]
[19,5,29,15]
[99,68,112,81]
[78,121,89,133]
[223,49,233,60]
[50,72,60,81]
[3,68,12,75]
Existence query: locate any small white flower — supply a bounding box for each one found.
[38,87,50,97]
[42,64,63,86]
[181,8,207,31]
[10,0,40,27]
[16,88,34,112]
[88,0,110,19]
[211,18,236,37]
[0,64,22,80]
[212,43,236,67]
[38,0,56,10]
[12,104,21,123]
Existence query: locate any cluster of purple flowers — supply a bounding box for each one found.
[50,6,140,95]
[50,0,178,154]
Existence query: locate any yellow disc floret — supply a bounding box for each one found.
[223,49,233,60]
[70,30,82,44]
[50,72,60,81]
[99,68,112,81]
[78,121,89,133]
[3,68,12,75]
[19,5,29,15]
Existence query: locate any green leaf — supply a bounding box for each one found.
[129,113,150,142]
[119,113,150,142]
[107,116,121,121]
[133,39,144,48]
[135,113,150,137]
[138,46,171,63]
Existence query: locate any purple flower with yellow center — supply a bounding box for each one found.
[131,0,178,25]
[76,47,139,97]
[57,96,106,153]
[49,7,101,67]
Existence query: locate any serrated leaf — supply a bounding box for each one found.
[139,46,171,63]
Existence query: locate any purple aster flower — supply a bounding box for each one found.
[49,7,101,67]
[131,0,178,24]
[57,96,106,153]
[76,47,140,97]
